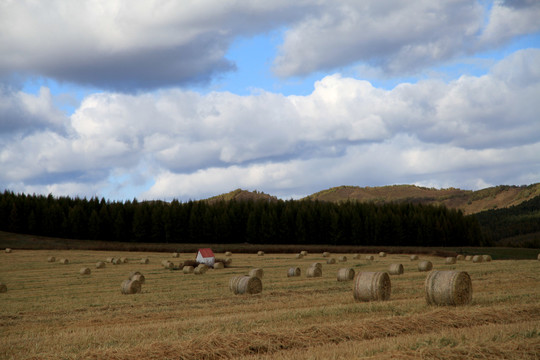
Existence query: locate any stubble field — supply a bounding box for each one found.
[0,249,539,359]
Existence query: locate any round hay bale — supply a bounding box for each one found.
[379,252,387,257]
[59,258,69,264]
[445,257,456,264]
[482,255,492,262]
[295,253,304,259]
[172,252,179,258]
[306,266,322,278]
[465,255,472,261]
[162,260,174,269]
[287,267,301,277]
[106,257,115,263]
[0,283,7,293]
[300,251,308,256]
[79,267,91,275]
[472,255,483,263]
[322,251,330,257]
[183,266,194,274]
[213,262,224,269]
[225,251,232,257]
[410,255,419,261]
[352,254,360,260]
[327,258,336,264]
[337,268,355,281]
[129,272,145,284]
[5,248,12,253]
[224,258,232,266]
[249,268,264,279]
[418,260,433,272]
[311,262,323,270]
[338,256,347,262]
[365,255,374,261]
[47,256,56,263]
[96,261,105,269]
[257,251,265,256]
[112,258,122,265]
[353,272,391,302]
[120,279,141,294]
[388,263,404,275]
[120,257,128,263]
[537,253,540,261]
[425,270,472,306]
[230,276,262,295]
[456,254,465,261]
[140,258,149,264]
[194,266,207,275]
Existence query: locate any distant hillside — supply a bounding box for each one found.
[205,189,278,204]
[303,183,540,215]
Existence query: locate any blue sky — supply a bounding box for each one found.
[1,0,540,201]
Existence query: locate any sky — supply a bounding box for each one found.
[1,0,540,202]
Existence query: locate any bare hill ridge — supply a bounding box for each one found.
[209,183,540,215]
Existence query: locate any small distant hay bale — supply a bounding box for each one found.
[106,257,115,263]
[410,255,419,261]
[112,258,122,265]
[306,266,322,278]
[172,252,180,258]
[379,252,387,257]
[388,263,404,275]
[425,270,472,306]
[465,255,472,261]
[5,248,12,253]
[353,272,391,302]
[47,256,56,263]
[213,262,224,269]
[194,267,207,275]
[183,260,198,268]
[129,272,145,284]
[337,268,355,281]
[472,255,483,263]
[445,257,456,264]
[140,258,149,264]
[365,255,374,261]
[120,279,141,294]
[0,283,7,293]
[353,254,360,260]
[456,255,465,261]
[249,268,264,279]
[327,258,336,264]
[418,260,433,272]
[224,258,232,266]
[295,253,304,259]
[537,253,540,261]
[300,251,308,256]
[161,260,174,269]
[482,255,492,262]
[59,259,69,264]
[257,251,265,256]
[79,267,91,275]
[183,266,194,274]
[225,251,232,257]
[120,257,128,263]
[229,275,262,295]
[322,252,330,257]
[338,256,347,262]
[311,262,323,270]
[287,267,301,277]
[96,261,105,269]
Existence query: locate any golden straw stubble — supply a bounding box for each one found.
[353,272,391,302]
[425,270,472,306]
[229,276,262,295]
[120,279,141,294]
[0,283,7,293]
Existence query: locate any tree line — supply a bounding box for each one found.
[0,190,484,247]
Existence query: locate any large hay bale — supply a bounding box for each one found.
[322,252,330,257]
[0,283,6,293]
[295,253,304,259]
[365,255,374,261]
[456,254,465,261]
[96,261,105,269]
[129,272,145,284]
[79,267,91,275]
[287,267,301,277]
[388,263,404,275]
[306,266,322,278]
[482,255,492,262]
[249,268,264,279]
[140,258,149,264]
[425,270,472,306]
[353,254,360,260]
[194,266,207,275]
[472,255,483,263]
[300,251,308,256]
[445,257,456,264]
[229,276,262,295]
[379,252,387,257]
[225,251,232,257]
[418,260,433,272]
[410,255,419,261]
[121,279,141,294]
[59,259,69,264]
[465,255,472,261]
[257,251,265,256]
[213,262,224,269]
[47,256,56,263]
[5,248,12,253]
[353,272,391,302]
[326,258,336,264]
[311,262,323,270]
[172,252,180,258]
[337,268,355,281]
[338,256,347,262]
[183,266,194,274]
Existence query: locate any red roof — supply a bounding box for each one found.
[198,248,215,258]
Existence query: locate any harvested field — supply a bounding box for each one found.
[0,250,538,360]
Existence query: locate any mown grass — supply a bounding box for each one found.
[0,249,539,359]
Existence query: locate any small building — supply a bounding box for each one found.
[196,248,215,267]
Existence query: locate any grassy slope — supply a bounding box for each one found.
[0,250,538,359]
